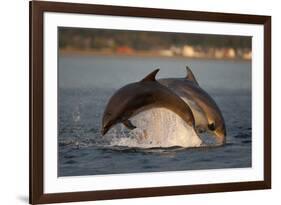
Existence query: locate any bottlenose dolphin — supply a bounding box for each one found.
[101,69,196,136]
[158,66,226,145]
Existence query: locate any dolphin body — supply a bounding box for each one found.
[101,69,196,136]
[158,66,226,145]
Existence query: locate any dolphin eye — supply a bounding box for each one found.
[208,122,216,131]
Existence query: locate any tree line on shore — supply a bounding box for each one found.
[59,27,251,51]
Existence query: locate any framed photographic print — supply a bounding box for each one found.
[29,0,271,204]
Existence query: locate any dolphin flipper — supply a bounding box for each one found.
[208,122,216,131]
[123,119,137,130]
[186,66,199,85]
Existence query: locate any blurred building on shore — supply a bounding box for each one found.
[59,28,252,60]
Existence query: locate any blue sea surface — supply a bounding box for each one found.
[58,55,251,176]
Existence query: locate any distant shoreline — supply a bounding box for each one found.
[59,49,251,61]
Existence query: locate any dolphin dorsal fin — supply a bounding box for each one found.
[141,69,160,82]
[185,66,199,85]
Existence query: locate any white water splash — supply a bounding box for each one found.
[109,108,202,148]
[72,105,81,122]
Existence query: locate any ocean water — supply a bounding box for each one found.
[58,55,251,176]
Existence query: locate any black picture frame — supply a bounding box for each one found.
[30,1,271,204]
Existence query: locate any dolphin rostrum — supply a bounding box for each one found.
[101,69,196,136]
[158,66,226,145]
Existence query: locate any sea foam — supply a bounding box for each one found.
[109,107,202,148]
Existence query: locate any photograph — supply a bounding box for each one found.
[58,27,252,177]
[29,2,271,203]
[0,0,276,204]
